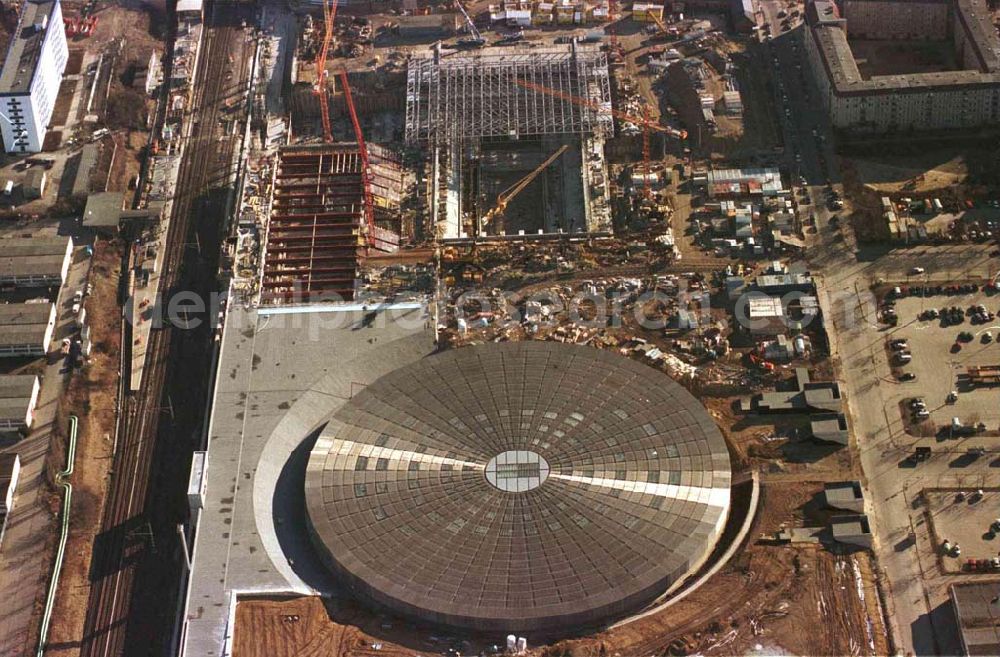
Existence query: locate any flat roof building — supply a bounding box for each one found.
[751,368,843,414]
[82,191,124,232]
[70,144,98,198]
[24,166,46,199]
[0,0,69,153]
[811,413,849,445]
[0,374,40,429]
[741,292,819,336]
[176,0,202,15]
[802,0,1000,132]
[830,514,873,548]
[703,167,784,198]
[951,581,1000,656]
[755,272,814,294]
[0,302,56,356]
[0,235,72,287]
[824,480,864,512]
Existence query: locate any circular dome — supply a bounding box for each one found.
[305,342,731,632]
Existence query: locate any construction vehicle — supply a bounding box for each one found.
[967,365,1000,386]
[646,10,673,40]
[497,30,525,45]
[477,145,570,233]
[455,0,486,48]
[747,352,775,371]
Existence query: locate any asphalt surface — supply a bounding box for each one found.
[748,4,1000,652]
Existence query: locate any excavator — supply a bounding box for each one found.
[646,10,674,41]
[476,144,570,235]
[455,0,486,48]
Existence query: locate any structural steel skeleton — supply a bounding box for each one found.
[405,45,614,143]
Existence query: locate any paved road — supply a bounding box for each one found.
[816,263,997,657]
[752,10,1000,651]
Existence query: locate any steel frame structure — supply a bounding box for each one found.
[405,46,613,144]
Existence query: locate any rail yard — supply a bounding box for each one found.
[0,0,999,655]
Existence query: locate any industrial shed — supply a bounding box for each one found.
[71,144,99,199]
[0,375,40,430]
[0,236,73,288]
[24,167,47,200]
[0,302,57,356]
[951,581,1000,656]
[83,191,124,232]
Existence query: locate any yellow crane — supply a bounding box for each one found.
[479,145,570,233]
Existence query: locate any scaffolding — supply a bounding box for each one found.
[260,145,366,304]
[405,45,613,144]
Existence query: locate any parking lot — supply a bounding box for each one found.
[885,288,1000,434]
[925,488,1000,573]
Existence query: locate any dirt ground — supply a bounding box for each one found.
[44,241,122,656]
[231,482,888,657]
[234,597,427,657]
[61,3,160,193]
[705,395,855,479]
[846,153,968,195]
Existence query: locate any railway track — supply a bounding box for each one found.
[78,6,253,657]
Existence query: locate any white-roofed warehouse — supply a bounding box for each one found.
[0,374,40,429]
[0,236,73,288]
[0,302,56,356]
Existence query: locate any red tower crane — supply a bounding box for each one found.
[515,79,687,140]
[516,80,684,199]
[339,70,376,249]
[606,0,624,61]
[641,104,652,199]
[315,0,337,143]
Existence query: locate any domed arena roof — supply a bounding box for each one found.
[305,341,731,632]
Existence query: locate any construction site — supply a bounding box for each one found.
[404,45,614,240]
[187,20,889,640]
[8,0,1000,648]
[230,0,718,307]
[180,0,889,656]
